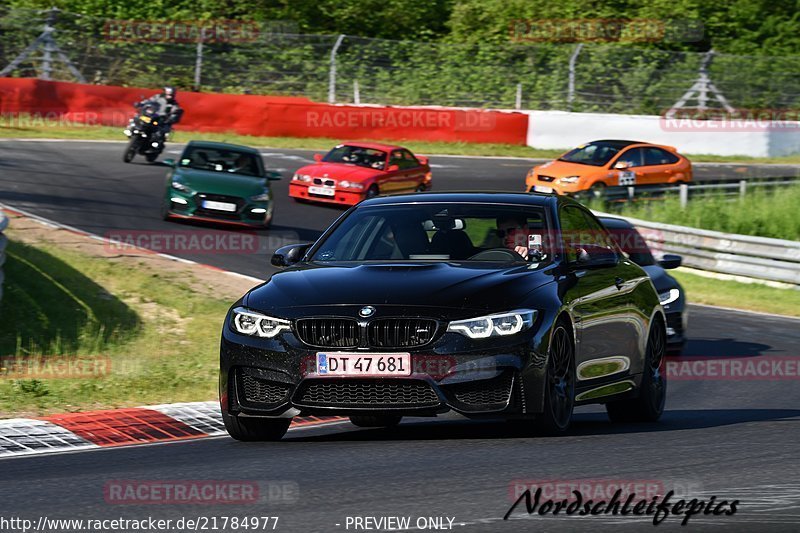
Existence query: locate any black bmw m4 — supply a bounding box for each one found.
[220,192,667,441]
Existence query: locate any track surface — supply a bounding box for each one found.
[1,141,799,532]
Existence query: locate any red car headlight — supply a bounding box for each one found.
[339,181,365,190]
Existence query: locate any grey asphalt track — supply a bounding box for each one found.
[1,140,799,532]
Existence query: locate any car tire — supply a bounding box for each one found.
[534,321,576,436]
[221,411,291,442]
[349,415,402,428]
[160,199,172,221]
[588,182,606,199]
[365,185,379,199]
[415,184,426,192]
[606,317,667,423]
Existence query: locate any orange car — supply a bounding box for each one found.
[525,140,692,197]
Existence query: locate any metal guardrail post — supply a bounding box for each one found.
[515,83,522,110]
[739,179,747,198]
[567,44,583,112]
[328,34,346,104]
[354,80,360,104]
[679,183,689,208]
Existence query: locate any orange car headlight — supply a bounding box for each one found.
[557,176,581,184]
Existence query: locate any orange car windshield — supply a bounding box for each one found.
[559,142,623,167]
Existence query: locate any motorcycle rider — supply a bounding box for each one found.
[134,86,183,142]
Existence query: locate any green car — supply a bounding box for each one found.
[161,141,281,228]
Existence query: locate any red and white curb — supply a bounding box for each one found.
[0,401,343,458]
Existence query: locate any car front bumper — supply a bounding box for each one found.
[165,190,273,226]
[220,322,549,420]
[288,183,364,205]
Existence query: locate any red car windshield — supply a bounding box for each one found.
[323,145,387,170]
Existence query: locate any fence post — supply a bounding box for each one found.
[354,80,360,105]
[679,183,688,208]
[627,186,635,200]
[328,34,346,104]
[193,28,205,92]
[515,83,522,110]
[567,43,583,112]
[739,179,747,198]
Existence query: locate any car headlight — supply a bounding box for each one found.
[447,310,536,339]
[339,181,365,190]
[231,307,291,338]
[659,288,680,305]
[558,176,581,184]
[292,173,312,182]
[171,180,192,193]
[250,191,271,201]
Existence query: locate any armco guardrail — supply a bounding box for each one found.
[610,214,800,286]
[601,177,800,206]
[0,212,7,302]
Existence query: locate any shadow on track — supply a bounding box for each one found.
[282,409,800,443]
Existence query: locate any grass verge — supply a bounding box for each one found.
[672,270,800,318]
[0,238,233,417]
[594,184,800,241]
[3,120,800,163]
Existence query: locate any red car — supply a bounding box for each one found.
[289,142,432,205]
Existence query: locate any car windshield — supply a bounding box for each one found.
[310,203,550,264]
[559,142,624,167]
[605,225,656,266]
[179,147,262,177]
[323,145,387,170]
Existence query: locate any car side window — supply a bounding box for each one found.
[614,148,645,168]
[558,205,587,262]
[559,205,616,262]
[644,147,679,166]
[389,150,405,169]
[399,149,420,169]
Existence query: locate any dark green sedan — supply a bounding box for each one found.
[161,141,281,228]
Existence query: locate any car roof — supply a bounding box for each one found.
[339,141,406,152]
[598,216,635,229]
[185,140,261,154]
[359,191,560,208]
[587,140,642,149]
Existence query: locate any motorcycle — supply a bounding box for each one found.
[123,103,166,163]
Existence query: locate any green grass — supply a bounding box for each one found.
[3,118,800,163]
[0,239,231,417]
[594,184,800,241]
[672,270,800,318]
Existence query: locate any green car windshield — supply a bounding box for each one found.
[179,147,262,177]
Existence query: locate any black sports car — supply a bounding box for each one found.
[599,216,687,355]
[220,192,668,441]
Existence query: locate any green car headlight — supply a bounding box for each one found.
[231,307,291,338]
[447,310,536,339]
[171,180,193,193]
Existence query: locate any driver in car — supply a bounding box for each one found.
[496,215,529,258]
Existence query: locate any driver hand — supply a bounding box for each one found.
[514,245,528,258]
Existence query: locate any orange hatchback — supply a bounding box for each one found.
[525,140,692,197]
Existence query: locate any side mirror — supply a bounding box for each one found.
[613,161,630,170]
[265,170,282,181]
[388,164,400,172]
[659,254,682,270]
[162,158,175,167]
[271,243,312,268]
[313,153,323,162]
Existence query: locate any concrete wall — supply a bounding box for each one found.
[526,110,800,157]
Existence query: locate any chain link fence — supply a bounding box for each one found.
[2,7,800,114]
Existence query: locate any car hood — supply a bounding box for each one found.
[296,162,382,181]
[174,168,266,196]
[641,264,679,293]
[535,160,606,178]
[245,262,553,318]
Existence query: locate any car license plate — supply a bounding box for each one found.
[308,186,336,197]
[202,200,237,212]
[533,185,554,193]
[316,352,411,376]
